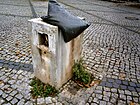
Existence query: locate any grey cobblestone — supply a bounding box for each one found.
[15,94,23,99]
[9,90,18,96]
[132,92,139,97]
[17,99,25,105]
[127,95,132,101]
[88,97,93,103]
[11,98,18,104]
[25,101,33,105]
[120,94,126,100]
[52,98,57,103]
[100,101,107,105]
[103,96,110,101]
[45,97,52,104]
[128,86,136,91]
[0,98,5,104]
[133,97,138,103]
[6,96,13,101]
[0,90,3,96]
[110,97,117,103]
[94,90,102,94]
[2,93,8,99]
[125,90,132,96]
[0,0,140,104]
[111,88,117,93]
[37,98,45,105]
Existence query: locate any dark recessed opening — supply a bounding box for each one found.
[38,33,49,47]
[44,51,46,54]
[125,17,139,20]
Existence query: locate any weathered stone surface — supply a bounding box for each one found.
[29,18,82,89]
[0,0,140,104]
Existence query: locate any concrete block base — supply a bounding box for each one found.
[29,18,82,89]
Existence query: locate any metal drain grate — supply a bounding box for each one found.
[125,16,139,20]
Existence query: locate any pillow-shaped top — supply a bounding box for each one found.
[41,0,90,42]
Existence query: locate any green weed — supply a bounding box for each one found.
[72,59,92,85]
[30,78,58,98]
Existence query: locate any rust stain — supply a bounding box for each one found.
[36,44,52,84]
[129,102,138,105]
[90,80,101,87]
[0,80,4,85]
[64,40,75,82]
[37,45,52,59]
[119,72,126,80]
[65,36,82,82]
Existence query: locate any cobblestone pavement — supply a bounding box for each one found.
[0,0,140,104]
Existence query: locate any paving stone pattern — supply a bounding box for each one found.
[0,0,140,104]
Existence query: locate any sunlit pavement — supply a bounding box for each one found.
[0,0,140,104]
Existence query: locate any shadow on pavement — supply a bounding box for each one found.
[0,59,33,72]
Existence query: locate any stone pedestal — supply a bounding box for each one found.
[28,18,82,89]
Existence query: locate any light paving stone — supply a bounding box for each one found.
[110,97,116,103]
[105,92,111,97]
[91,102,98,105]
[6,96,13,101]
[37,98,45,105]
[133,97,138,103]
[52,98,57,103]
[8,80,16,85]
[125,90,131,95]
[2,93,8,98]
[45,97,52,104]
[100,101,107,105]
[15,94,23,99]
[96,94,103,100]
[1,0,140,105]
[118,89,124,94]
[132,92,139,97]
[103,96,110,102]
[10,90,18,96]
[92,93,95,97]
[88,97,93,103]
[94,90,102,94]
[3,103,11,105]
[18,75,24,80]
[104,87,110,92]
[11,98,18,104]
[86,103,90,105]
[112,93,118,98]
[16,70,23,74]
[120,94,126,100]
[111,88,117,93]
[107,102,113,105]
[127,96,132,101]
[0,98,5,104]
[93,98,99,103]
[24,94,31,100]
[96,86,102,90]
[0,90,3,95]
[17,99,25,105]
[25,101,33,105]
[0,83,4,88]
[2,84,10,90]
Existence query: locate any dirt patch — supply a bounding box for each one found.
[68,83,80,95]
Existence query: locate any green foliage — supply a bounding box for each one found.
[30,78,58,98]
[72,60,91,84]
